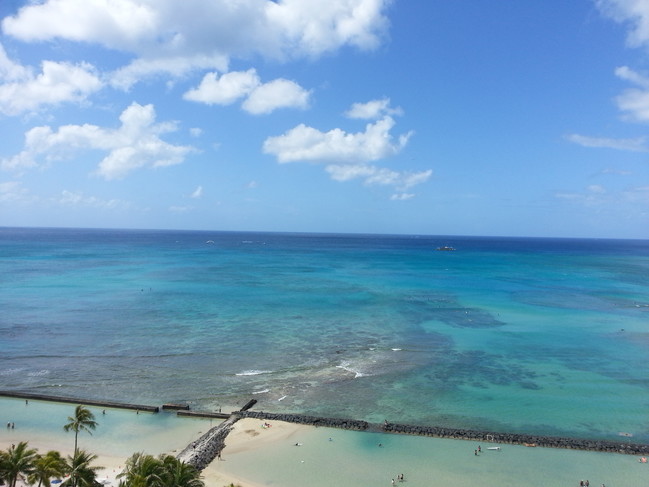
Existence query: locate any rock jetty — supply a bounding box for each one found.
[176,415,238,470]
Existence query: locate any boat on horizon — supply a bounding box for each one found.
[435,246,456,251]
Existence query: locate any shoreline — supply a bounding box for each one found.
[2,399,648,487]
[3,392,647,456]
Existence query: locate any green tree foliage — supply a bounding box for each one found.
[63,405,98,457]
[117,452,204,487]
[28,450,67,487]
[0,441,38,487]
[62,449,103,487]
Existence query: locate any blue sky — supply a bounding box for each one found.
[1,0,648,238]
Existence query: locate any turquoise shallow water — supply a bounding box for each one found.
[2,398,647,487]
[217,422,649,487]
[1,228,648,443]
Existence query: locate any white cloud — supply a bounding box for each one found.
[109,54,228,91]
[326,164,431,190]
[243,78,311,114]
[597,0,649,49]
[0,48,102,115]
[613,66,649,121]
[184,69,311,114]
[345,97,402,120]
[190,185,203,198]
[58,190,128,209]
[263,108,429,196]
[0,181,28,202]
[555,184,613,206]
[189,127,203,137]
[391,192,414,201]
[2,0,391,87]
[263,116,412,163]
[566,133,648,151]
[0,43,30,81]
[622,184,649,202]
[587,184,606,194]
[1,102,195,179]
[184,69,260,105]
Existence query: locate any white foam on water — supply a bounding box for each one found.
[336,361,368,378]
[236,370,271,376]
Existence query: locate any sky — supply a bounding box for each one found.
[0,0,648,239]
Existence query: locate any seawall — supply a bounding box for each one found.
[236,411,649,455]
[0,391,159,413]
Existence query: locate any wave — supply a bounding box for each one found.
[0,368,25,376]
[252,388,270,394]
[336,362,368,378]
[27,369,50,377]
[236,370,272,376]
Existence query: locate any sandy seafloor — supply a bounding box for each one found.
[1,398,647,487]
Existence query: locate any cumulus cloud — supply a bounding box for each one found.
[344,97,402,120]
[566,133,648,151]
[1,102,195,179]
[184,69,260,105]
[0,45,102,115]
[3,0,391,85]
[263,116,411,163]
[184,68,311,114]
[597,0,649,49]
[263,100,430,196]
[243,78,310,114]
[0,43,30,81]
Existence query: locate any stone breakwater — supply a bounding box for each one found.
[236,411,649,456]
[176,415,238,471]
[382,422,649,455]
[237,410,369,431]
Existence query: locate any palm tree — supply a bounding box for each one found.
[117,453,204,487]
[0,441,38,487]
[63,405,98,457]
[159,455,203,487]
[117,452,164,487]
[28,450,67,487]
[62,449,102,487]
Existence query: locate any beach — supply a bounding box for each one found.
[2,398,648,487]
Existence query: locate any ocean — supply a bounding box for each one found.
[1,227,648,444]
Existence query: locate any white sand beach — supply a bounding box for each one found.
[2,398,648,487]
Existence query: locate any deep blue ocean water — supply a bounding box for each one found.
[1,227,648,443]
